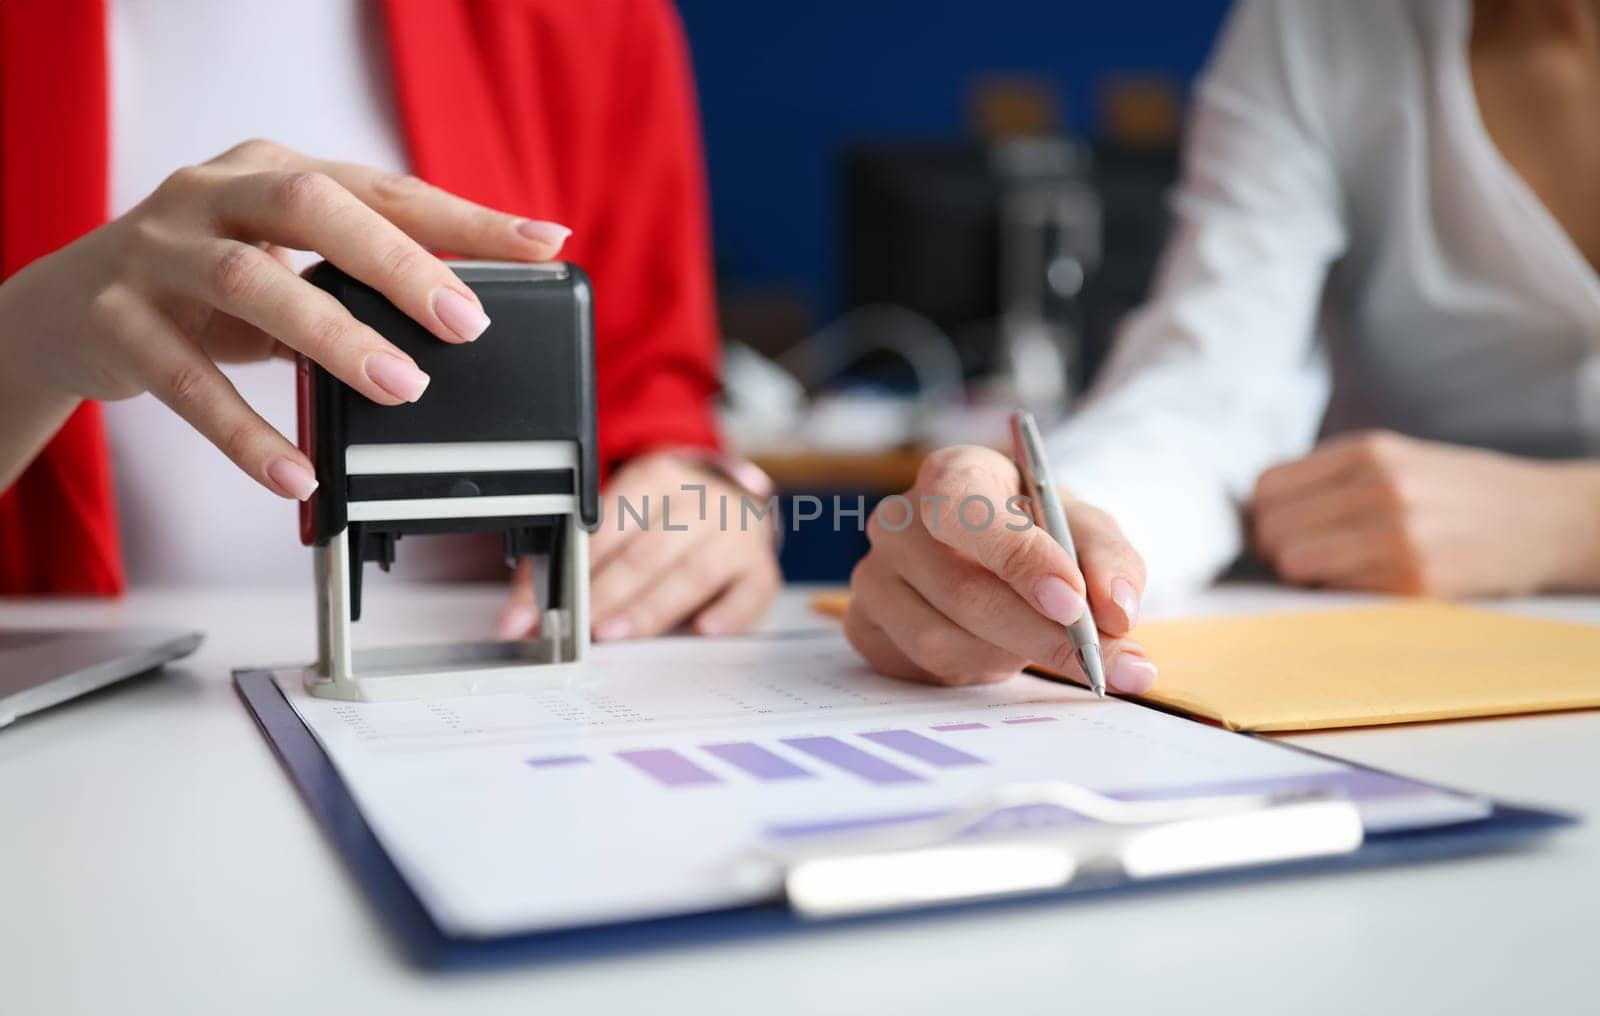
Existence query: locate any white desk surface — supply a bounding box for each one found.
[1,583,1595,1015]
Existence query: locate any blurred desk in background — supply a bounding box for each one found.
[744,444,930,582]
[747,444,928,494]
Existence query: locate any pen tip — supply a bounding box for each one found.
[1080,645,1107,698]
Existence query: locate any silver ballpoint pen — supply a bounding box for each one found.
[1009,409,1106,697]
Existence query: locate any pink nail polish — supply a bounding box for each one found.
[1111,577,1141,629]
[595,617,634,642]
[266,458,318,501]
[516,219,573,251]
[363,352,431,403]
[1034,576,1087,627]
[432,287,491,342]
[1108,654,1158,695]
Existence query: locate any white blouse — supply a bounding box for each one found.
[105,0,407,585]
[1048,0,1600,602]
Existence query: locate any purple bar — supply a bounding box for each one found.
[931,722,987,732]
[525,754,590,768]
[702,742,813,781]
[781,736,925,785]
[617,749,720,787]
[768,809,944,840]
[861,729,985,767]
[1002,716,1058,725]
[769,803,1075,841]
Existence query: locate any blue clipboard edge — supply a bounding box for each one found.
[233,668,1577,972]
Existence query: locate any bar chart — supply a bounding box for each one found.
[282,630,1492,938]
[525,718,1027,790]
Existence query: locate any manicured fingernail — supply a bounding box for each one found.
[1108,654,1158,695]
[1034,576,1087,627]
[363,352,431,402]
[595,617,634,642]
[432,287,491,342]
[498,603,538,641]
[1111,577,1141,629]
[516,219,572,251]
[266,458,318,501]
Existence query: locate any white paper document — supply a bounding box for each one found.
[275,632,1488,938]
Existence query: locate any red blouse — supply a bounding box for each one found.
[0,0,724,595]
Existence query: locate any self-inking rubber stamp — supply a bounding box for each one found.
[297,261,598,700]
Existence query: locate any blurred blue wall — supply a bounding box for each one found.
[677,0,1233,316]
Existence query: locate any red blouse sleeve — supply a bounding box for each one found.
[0,0,124,595]
[384,0,726,478]
[580,3,725,469]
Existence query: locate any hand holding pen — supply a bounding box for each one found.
[1010,410,1109,695]
[843,432,1158,695]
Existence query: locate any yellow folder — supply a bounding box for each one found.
[810,593,1600,732]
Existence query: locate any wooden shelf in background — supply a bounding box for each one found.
[746,446,929,492]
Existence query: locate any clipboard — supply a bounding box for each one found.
[235,669,1574,970]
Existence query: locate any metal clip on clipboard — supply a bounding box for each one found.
[755,782,1364,919]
